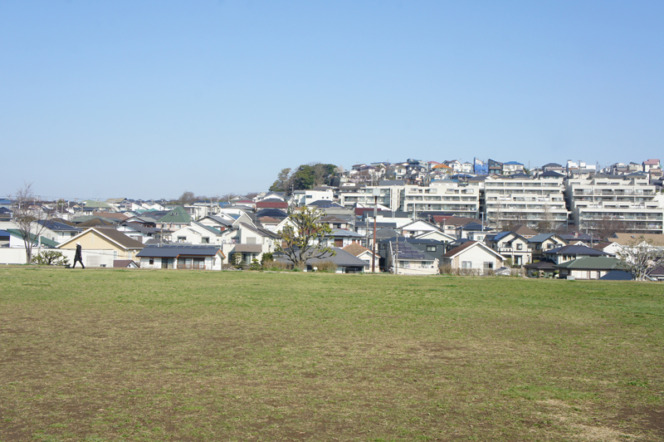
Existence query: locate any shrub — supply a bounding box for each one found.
[32,251,69,266]
[249,259,262,271]
[314,261,337,273]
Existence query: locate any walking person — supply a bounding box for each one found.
[72,242,85,269]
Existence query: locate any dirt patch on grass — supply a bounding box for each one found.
[615,407,664,438]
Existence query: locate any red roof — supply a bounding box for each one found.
[256,201,288,209]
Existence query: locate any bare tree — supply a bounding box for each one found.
[615,236,664,281]
[11,184,48,263]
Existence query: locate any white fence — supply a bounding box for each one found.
[0,247,116,268]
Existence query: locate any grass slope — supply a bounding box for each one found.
[1,267,663,440]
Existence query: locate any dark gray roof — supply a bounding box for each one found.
[38,220,81,232]
[306,248,367,268]
[528,233,559,244]
[137,245,222,258]
[545,245,606,257]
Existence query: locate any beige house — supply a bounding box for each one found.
[58,227,144,268]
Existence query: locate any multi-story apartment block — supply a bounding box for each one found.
[339,183,403,212]
[566,174,664,234]
[402,181,481,218]
[483,174,569,230]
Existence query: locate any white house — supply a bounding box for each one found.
[137,245,224,270]
[441,241,506,275]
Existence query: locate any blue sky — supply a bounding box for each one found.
[1,1,662,200]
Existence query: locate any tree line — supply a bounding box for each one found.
[270,163,340,194]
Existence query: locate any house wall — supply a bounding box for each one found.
[394,258,439,275]
[59,232,139,261]
[445,245,504,275]
[139,255,222,270]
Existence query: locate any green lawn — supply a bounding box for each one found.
[1,267,663,440]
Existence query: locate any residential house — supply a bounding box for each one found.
[484,231,532,266]
[137,245,224,270]
[37,220,82,244]
[303,248,368,274]
[342,243,379,273]
[324,228,365,248]
[441,241,506,275]
[543,244,608,265]
[158,206,192,230]
[169,221,224,245]
[400,220,445,238]
[221,222,279,267]
[503,161,525,175]
[527,233,567,259]
[383,238,441,275]
[58,227,145,268]
[556,256,628,280]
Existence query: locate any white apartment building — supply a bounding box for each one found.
[566,174,664,234]
[402,181,481,218]
[483,175,569,229]
[339,184,403,211]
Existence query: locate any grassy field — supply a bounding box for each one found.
[1,267,663,440]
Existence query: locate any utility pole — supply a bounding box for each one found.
[371,188,379,273]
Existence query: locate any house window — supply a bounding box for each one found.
[516,243,522,250]
[149,258,154,265]
[426,245,436,252]
[177,236,186,243]
[202,237,210,244]
[484,262,494,270]
[462,261,472,269]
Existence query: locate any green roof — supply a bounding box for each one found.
[556,257,626,271]
[82,200,111,208]
[159,206,191,224]
[6,229,59,248]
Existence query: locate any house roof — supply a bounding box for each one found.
[443,240,505,261]
[524,260,557,270]
[137,245,223,258]
[255,208,288,219]
[528,233,562,244]
[511,224,538,237]
[258,216,282,225]
[330,228,364,238]
[599,270,633,280]
[37,220,81,232]
[545,244,606,257]
[93,211,130,222]
[256,201,289,209]
[307,200,343,209]
[59,227,145,250]
[489,231,513,242]
[610,233,664,247]
[238,222,280,239]
[387,238,441,261]
[159,206,191,224]
[556,256,626,270]
[433,216,479,227]
[647,264,664,277]
[342,243,373,257]
[234,244,263,253]
[306,248,368,268]
[113,260,138,268]
[540,171,565,178]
